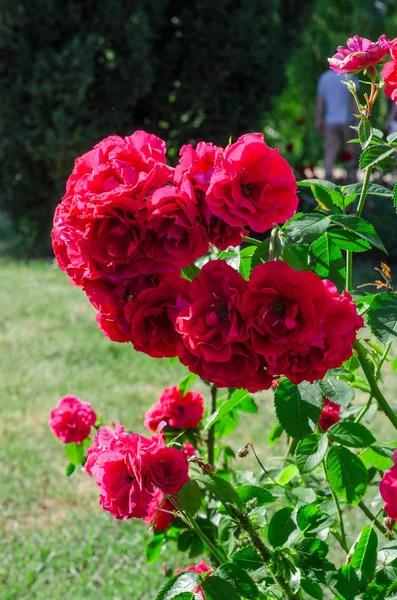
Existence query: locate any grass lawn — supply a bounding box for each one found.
[1,259,396,600]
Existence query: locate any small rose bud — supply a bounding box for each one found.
[237,445,249,459]
[384,516,395,532]
[198,461,215,475]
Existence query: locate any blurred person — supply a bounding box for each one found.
[316,70,359,182]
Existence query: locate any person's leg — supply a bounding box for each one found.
[324,124,341,181]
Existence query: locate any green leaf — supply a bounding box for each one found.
[359,145,396,171]
[239,246,256,280]
[195,474,243,509]
[236,485,274,505]
[214,410,239,440]
[65,442,85,466]
[216,563,261,599]
[326,422,375,448]
[341,182,393,208]
[297,504,335,535]
[181,264,200,281]
[326,446,368,505]
[359,118,373,150]
[331,215,387,253]
[361,446,394,470]
[278,464,299,486]
[283,214,331,244]
[295,434,328,473]
[237,395,258,414]
[201,575,240,600]
[367,294,397,344]
[336,564,360,600]
[268,507,296,548]
[363,582,386,600]
[298,179,343,209]
[274,380,323,440]
[351,525,378,584]
[66,462,75,476]
[301,578,323,600]
[329,229,371,253]
[145,533,165,563]
[251,239,270,269]
[170,594,200,600]
[155,572,201,600]
[204,389,250,430]
[281,244,310,271]
[379,542,397,565]
[232,546,263,572]
[178,480,202,517]
[309,232,345,288]
[268,422,284,446]
[319,378,355,407]
[286,486,316,506]
[178,373,197,396]
[294,538,329,570]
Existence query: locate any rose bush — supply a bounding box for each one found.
[50,35,397,600]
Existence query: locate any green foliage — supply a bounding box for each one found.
[367,294,397,345]
[178,481,202,517]
[350,526,378,585]
[274,380,323,439]
[295,434,328,473]
[326,446,368,505]
[326,422,376,448]
[268,507,295,547]
[155,572,201,600]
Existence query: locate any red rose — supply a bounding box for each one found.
[182,441,197,459]
[319,397,341,431]
[175,561,213,599]
[380,464,397,521]
[143,488,175,531]
[49,396,96,444]
[124,275,190,358]
[86,423,189,519]
[266,279,364,384]
[243,261,328,359]
[52,132,175,285]
[143,179,210,269]
[144,385,204,431]
[175,260,272,391]
[382,40,397,103]
[205,133,298,233]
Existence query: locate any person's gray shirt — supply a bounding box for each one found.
[317,70,359,125]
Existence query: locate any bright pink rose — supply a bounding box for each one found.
[243,261,328,358]
[182,441,197,459]
[176,260,273,391]
[380,464,397,521]
[143,179,210,269]
[49,396,96,444]
[86,423,189,519]
[175,561,213,599]
[382,40,397,103]
[266,280,364,384]
[124,275,190,358]
[329,34,390,74]
[52,131,175,285]
[205,133,298,233]
[144,385,204,431]
[319,397,341,431]
[144,488,175,531]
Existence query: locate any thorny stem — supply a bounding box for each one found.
[355,340,397,431]
[207,384,217,466]
[229,505,300,600]
[325,462,349,553]
[242,235,262,247]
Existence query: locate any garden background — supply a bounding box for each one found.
[1,1,397,599]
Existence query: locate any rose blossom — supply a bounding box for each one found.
[175,561,213,599]
[124,275,190,358]
[86,422,189,520]
[380,464,397,521]
[52,131,175,285]
[319,397,341,431]
[329,34,390,74]
[205,133,298,233]
[243,261,328,358]
[144,386,204,431]
[49,396,96,444]
[175,142,246,249]
[382,40,397,103]
[144,487,175,531]
[175,260,273,391]
[182,441,197,459]
[266,279,364,384]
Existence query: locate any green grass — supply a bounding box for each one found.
[1,259,396,599]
